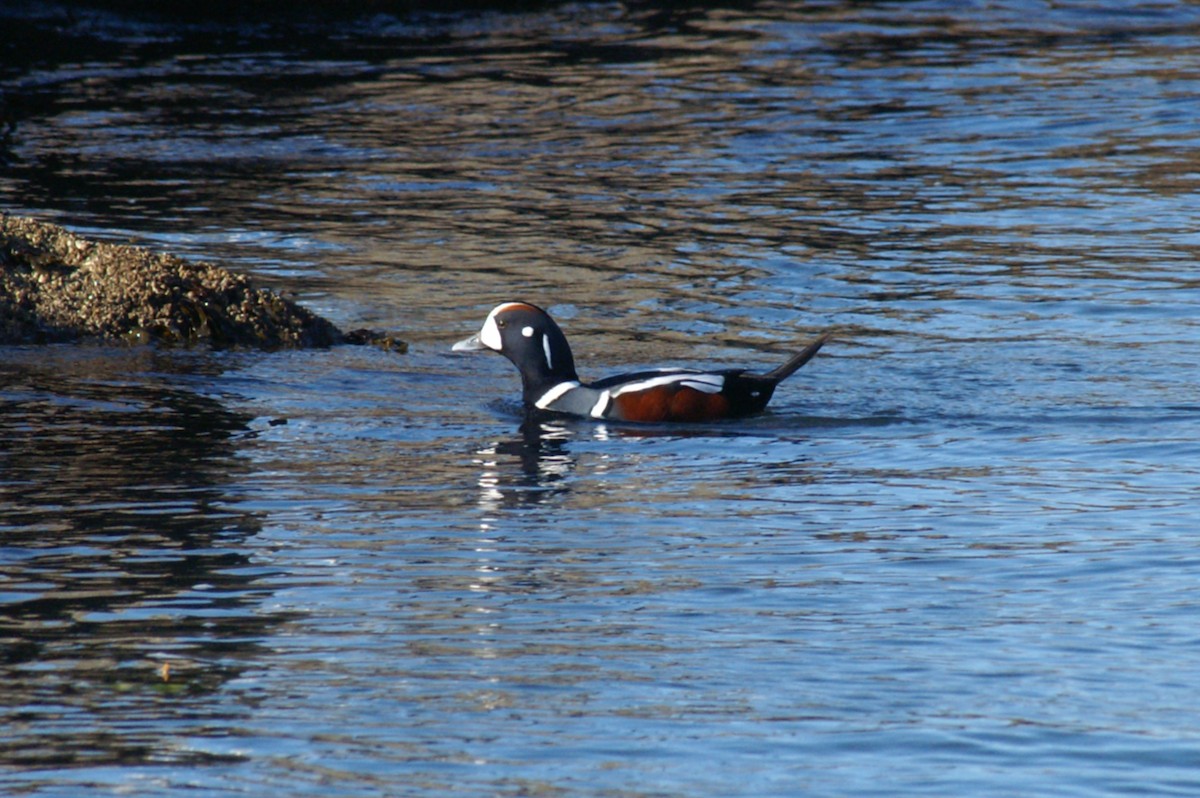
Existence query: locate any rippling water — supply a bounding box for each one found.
[4,1,1200,795]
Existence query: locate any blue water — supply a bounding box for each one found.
[3,1,1200,795]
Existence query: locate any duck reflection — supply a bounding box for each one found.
[471,414,579,513]
[467,408,756,516]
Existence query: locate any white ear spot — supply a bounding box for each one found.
[521,326,535,338]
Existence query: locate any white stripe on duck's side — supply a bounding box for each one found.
[588,372,726,419]
[590,391,612,418]
[610,372,725,396]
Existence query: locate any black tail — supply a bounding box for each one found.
[762,333,828,383]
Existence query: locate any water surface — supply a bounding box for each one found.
[3,1,1200,795]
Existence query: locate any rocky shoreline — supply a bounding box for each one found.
[0,214,399,350]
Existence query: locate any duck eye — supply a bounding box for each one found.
[496,319,507,328]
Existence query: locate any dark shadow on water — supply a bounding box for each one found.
[0,346,291,769]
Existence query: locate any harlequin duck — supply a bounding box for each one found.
[453,301,827,423]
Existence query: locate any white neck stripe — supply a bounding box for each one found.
[534,380,581,409]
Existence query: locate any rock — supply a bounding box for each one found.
[0,214,396,349]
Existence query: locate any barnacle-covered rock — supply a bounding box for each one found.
[0,214,397,349]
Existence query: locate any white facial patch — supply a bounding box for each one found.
[478,308,504,351]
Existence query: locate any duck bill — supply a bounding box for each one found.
[452,334,487,352]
